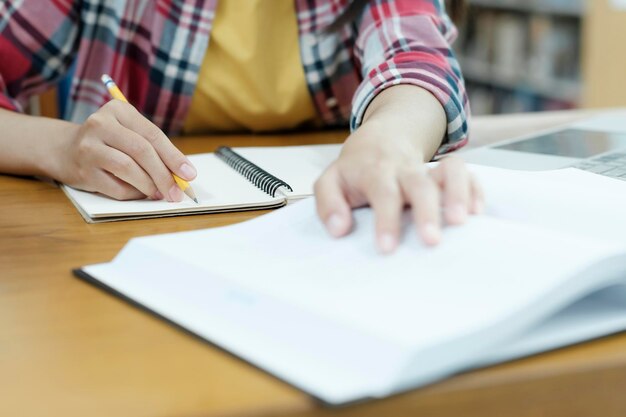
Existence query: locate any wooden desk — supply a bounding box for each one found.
[2,111,626,417]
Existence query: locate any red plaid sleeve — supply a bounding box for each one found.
[0,0,79,112]
[351,0,470,154]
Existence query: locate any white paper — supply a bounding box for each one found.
[470,165,626,245]
[236,144,342,196]
[63,144,342,220]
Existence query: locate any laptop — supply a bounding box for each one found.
[460,113,626,181]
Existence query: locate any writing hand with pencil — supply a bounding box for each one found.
[51,74,198,203]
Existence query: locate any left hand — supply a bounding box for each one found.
[314,120,484,253]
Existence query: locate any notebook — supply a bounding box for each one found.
[74,164,626,405]
[61,144,342,223]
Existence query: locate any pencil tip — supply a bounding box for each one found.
[193,198,199,204]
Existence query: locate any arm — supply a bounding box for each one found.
[315,0,481,253]
[0,3,195,201]
[0,109,77,177]
[0,104,196,201]
[349,0,470,151]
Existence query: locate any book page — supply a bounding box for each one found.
[62,153,282,220]
[475,284,626,367]
[128,199,620,348]
[235,144,342,198]
[468,165,626,245]
[83,194,625,403]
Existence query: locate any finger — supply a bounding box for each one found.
[470,173,485,214]
[92,169,145,201]
[431,157,471,225]
[97,145,161,199]
[364,177,403,254]
[105,100,196,181]
[99,123,181,202]
[399,170,442,246]
[314,166,353,237]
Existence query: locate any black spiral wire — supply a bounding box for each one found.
[215,146,294,197]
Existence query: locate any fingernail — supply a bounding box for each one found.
[326,214,345,237]
[422,223,441,246]
[378,233,397,254]
[169,184,183,202]
[179,162,197,179]
[154,191,164,200]
[449,204,467,224]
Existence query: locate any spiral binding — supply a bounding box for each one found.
[215,146,294,197]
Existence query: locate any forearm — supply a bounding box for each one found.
[0,108,79,178]
[359,84,447,162]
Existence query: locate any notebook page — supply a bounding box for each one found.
[63,153,282,219]
[235,144,342,197]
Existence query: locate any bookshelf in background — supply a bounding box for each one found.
[456,0,584,115]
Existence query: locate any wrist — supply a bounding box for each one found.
[350,118,427,163]
[359,84,447,161]
[38,121,81,181]
[0,108,83,180]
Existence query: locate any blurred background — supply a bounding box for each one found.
[456,0,625,115]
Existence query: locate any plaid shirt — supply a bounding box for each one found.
[0,0,469,153]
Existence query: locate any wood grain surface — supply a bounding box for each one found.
[2,112,625,417]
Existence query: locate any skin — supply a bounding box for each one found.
[0,84,482,253]
[315,85,483,253]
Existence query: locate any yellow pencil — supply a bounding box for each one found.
[100,74,198,204]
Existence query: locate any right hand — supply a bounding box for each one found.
[53,100,196,201]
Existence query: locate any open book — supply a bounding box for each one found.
[62,144,342,223]
[75,165,626,405]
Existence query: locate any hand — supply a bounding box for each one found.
[52,100,196,201]
[314,122,484,253]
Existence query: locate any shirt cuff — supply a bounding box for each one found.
[350,58,470,156]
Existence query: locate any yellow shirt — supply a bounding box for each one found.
[184,0,319,133]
